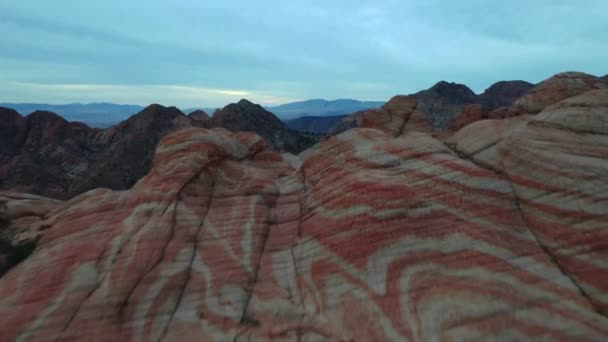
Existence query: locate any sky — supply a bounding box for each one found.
[1,0,607,108]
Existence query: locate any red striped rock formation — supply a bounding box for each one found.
[2,97,608,341]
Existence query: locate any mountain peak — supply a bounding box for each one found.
[236,98,256,107]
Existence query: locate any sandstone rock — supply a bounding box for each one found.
[503,89,608,309]
[447,116,533,170]
[1,123,608,340]
[491,72,607,117]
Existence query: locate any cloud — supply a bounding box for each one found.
[0,0,607,106]
[0,82,299,107]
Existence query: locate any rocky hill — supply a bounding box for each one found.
[206,99,318,153]
[1,71,607,340]
[477,80,534,110]
[413,81,478,129]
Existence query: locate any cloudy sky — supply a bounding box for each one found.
[1,0,607,107]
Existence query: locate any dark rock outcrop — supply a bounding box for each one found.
[207,99,318,153]
[478,80,534,110]
[413,81,478,129]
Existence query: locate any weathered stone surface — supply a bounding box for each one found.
[503,89,608,310]
[1,117,608,340]
[447,115,533,170]
[490,72,607,118]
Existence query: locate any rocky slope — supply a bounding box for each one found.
[1,78,607,340]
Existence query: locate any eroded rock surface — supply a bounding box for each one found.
[2,91,608,340]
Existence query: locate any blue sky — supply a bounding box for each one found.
[1,0,607,107]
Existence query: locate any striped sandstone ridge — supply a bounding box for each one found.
[1,107,608,341]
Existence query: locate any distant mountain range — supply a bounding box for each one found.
[268,99,385,120]
[0,99,385,128]
[0,102,145,127]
